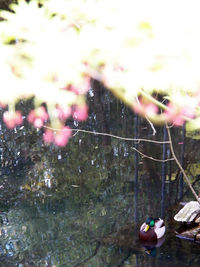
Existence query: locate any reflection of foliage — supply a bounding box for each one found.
[0,92,199,265]
[0,133,136,265]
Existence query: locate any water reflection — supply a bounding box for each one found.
[139,236,165,257]
[0,85,200,266]
[134,115,139,224]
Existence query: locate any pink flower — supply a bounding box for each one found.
[28,106,48,128]
[54,126,72,147]
[72,104,88,121]
[164,102,195,126]
[33,118,44,128]
[133,102,158,117]
[3,111,23,128]
[43,129,54,143]
[132,102,144,114]
[55,105,71,120]
[43,126,72,147]
[64,77,90,95]
[181,106,195,119]
[144,103,158,116]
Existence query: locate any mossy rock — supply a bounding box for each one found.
[174,200,200,223]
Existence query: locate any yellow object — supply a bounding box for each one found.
[144,224,150,232]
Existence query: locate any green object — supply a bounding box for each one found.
[150,220,155,227]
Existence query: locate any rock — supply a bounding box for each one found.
[195,215,200,224]
[177,225,200,241]
[174,201,200,222]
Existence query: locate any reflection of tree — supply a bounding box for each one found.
[90,79,111,146]
[73,241,101,267]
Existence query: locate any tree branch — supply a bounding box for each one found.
[43,126,169,144]
[166,124,200,204]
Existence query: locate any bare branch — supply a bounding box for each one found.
[166,124,200,204]
[144,115,157,136]
[131,146,174,162]
[43,126,170,144]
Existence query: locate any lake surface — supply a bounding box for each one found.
[0,83,200,266]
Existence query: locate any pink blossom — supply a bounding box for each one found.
[65,77,90,95]
[3,111,23,128]
[55,105,71,120]
[33,118,44,128]
[164,102,195,126]
[54,126,72,147]
[72,104,88,121]
[181,106,195,119]
[172,116,184,126]
[132,102,143,114]
[36,106,48,121]
[144,103,158,116]
[43,129,54,143]
[28,106,48,128]
[43,126,72,147]
[27,110,35,123]
[133,102,158,117]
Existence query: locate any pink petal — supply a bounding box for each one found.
[3,111,22,128]
[27,110,35,123]
[33,118,44,128]
[14,111,23,125]
[132,103,144,114]
[43,129,54,143]
[36,107,48,121]
[61,126,72,138]
[54,126,72,147]
[72,105,88,121]
[144,103,158,116]
[172,116,184,126]
[57,106,71,120]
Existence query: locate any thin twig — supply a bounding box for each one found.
[43,125,173,162]
[145,115,157,136]
[131,147,174,162]
[136,95,157,136]
[43,126,169,144]
[166,124,200,204]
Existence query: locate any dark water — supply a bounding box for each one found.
[0,83,200,266]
